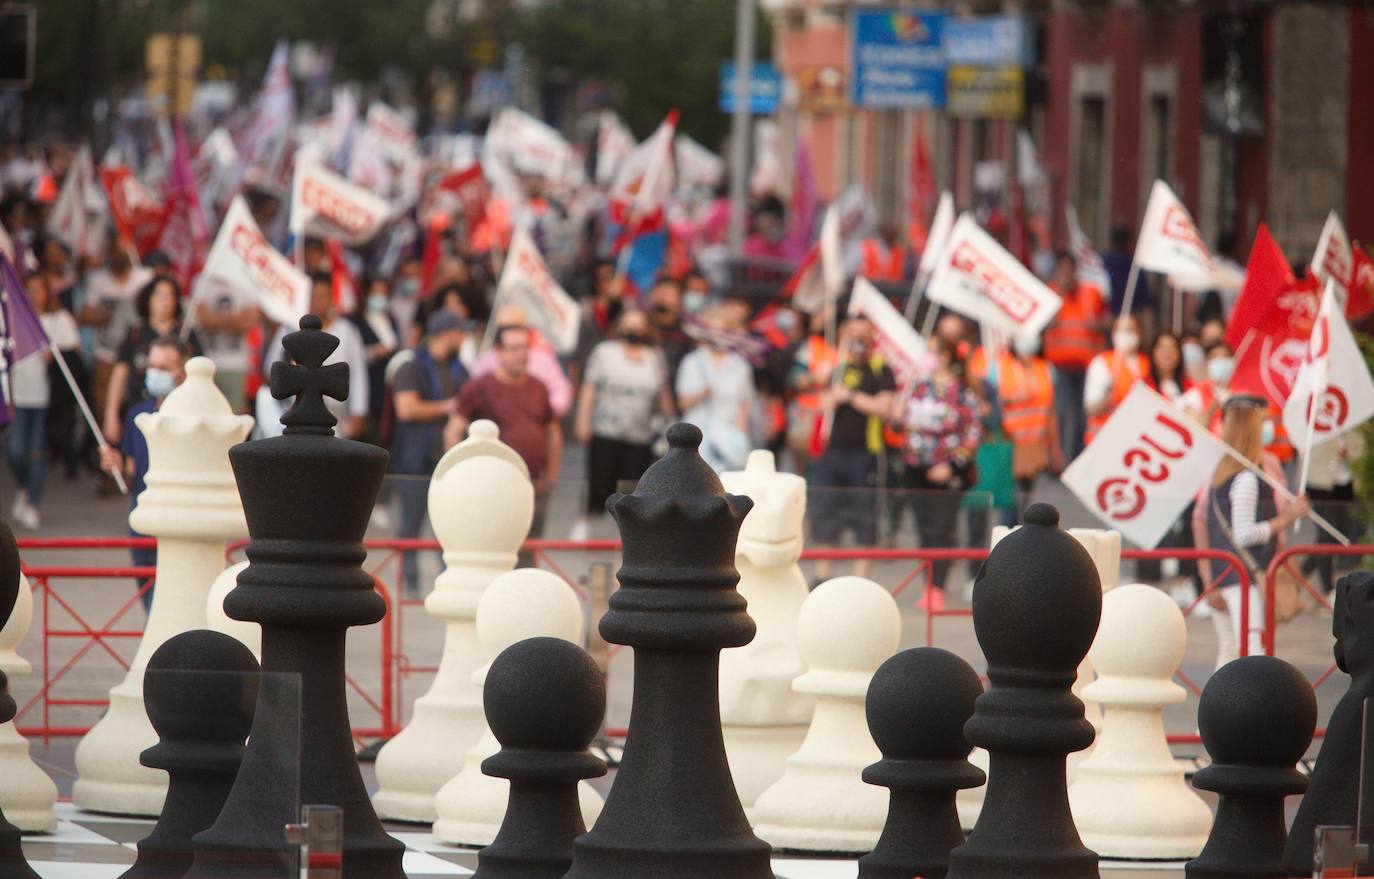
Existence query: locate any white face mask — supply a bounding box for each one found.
[1182,342,1205,370]
[1013,334,1040,358]
[1207,357,1235,386]
[1112,331,1140,354]
[1261,420,1276,447]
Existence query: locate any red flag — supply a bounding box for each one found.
[908,115,935,253]
[155,122,209,292]
[1346,245,1374,324]
[100,166,169,256]
[326,239,357,314]
[435,163,489,231]
[1228,225,1321,405]
[1225,223,1296,350]
[420,212,451,294]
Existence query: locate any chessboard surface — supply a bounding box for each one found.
[25,802,1192,879]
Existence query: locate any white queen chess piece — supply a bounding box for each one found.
[73,357,253,815]
[432,568,602,845]
[719,450,813,808]
[371,420,533,822]
[0,571,57,831]
[1068,582,1213,858]
[751,577,899,852]
[204,561,260,657]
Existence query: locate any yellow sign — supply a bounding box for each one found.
[947,66,1023,119]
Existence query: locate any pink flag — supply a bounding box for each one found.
[784,139,819,263]
[156,122,209,292]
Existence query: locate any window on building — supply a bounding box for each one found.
[1149,94,1172,184]
[872,110,902,227]
[1076,96,1106,241]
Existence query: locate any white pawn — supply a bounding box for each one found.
[0,572,57,831]
[372,420,533,822]
[751,577,899,853]
[74,357,253,815]
[432,568,603,845]
[718,450,813,807]
[1069,583,1213,858]
[205,561,261,658]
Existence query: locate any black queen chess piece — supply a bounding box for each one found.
[121,630,259,879]
[473,637,608,879]
[1283,571,1374,875]
[946,503,1101,879]
[1187,655,1315,879]
[858,647,985,879]
[186,316,405,879]
[0,519,38,879]
[562,423,774,879]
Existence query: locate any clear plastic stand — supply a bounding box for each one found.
[1314,698,1374,877]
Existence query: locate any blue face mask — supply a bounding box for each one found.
[145,368,176,399]
[1261,420,1275,447]
[367,294,389,314]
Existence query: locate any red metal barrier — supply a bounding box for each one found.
[1264,543,1372,700]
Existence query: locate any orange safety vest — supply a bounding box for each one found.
[861,239,908,283]
[1084,351,1150,445]
[999,354,1055,447]
[794,335,838,411]
[1043,283,1106,371]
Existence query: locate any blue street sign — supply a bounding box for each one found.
[850,9,947,110]
[719,61,782,115]
[944,16,1034,68]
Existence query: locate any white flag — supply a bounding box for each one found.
[925,214,1061,341]
[239,40,296,171]
[1066,205,1111,294]
[1283,280,1374,448]
[611,110,678,221]
[1062,384,1227,549]
[848,277,929,385]
[200,195,310,327]
[496,227,581,354]
[364,101,417,162]
[1135,180,1220,286]
[47,145,106,259]
[674,133,725,190]
[1311,210,1352,305]
[290,159,391,246]
[913,191,955,292]
[486,107,577,184]
[820,204,844,301]
[595,112,636,186]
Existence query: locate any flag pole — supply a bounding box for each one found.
[50,342,128,495]
[920,301,940,338]
[1120,260,1142,319]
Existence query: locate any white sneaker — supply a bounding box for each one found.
[16,500,38,531]
[1168,581,1195,609]
[10,492,27,523]
[568,517,589,542]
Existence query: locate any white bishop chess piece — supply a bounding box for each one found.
[205,561,260,657]
[751,577,899,852]
[718,450,813,808]
[0,571,57,831]
[432,568,603,844]
[1069,582,1213,858]
[73,357,253,815]
[958,525,1121,829]
[371,420,533,822]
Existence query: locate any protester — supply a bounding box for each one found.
[6,273,66,529]
[996,334,1062,498]
[1139,330,1197,595]
[103,276,198,446]
[30,269,86,481]
[677,309,757,472]
[1083,313,1149,446]
[810,316,895,582]
[574,308,674,536]
[193,277,260,413]
[785,311,838,474]
[1104,224,1152,328]
[647,277,692,383]
[860,224,908,284]
[893,336,983,610]
[80,239,153,445]
[347,276,402,440]
[1043,252,1108,461]
[391,309,470,596]
[99,336,190,611]
[1181,341,1233,429]
[469,305,574,418]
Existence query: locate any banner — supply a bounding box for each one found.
[1227,223,1318,406]
[199,195,310,327]
[364,101,417,162]
[496,227,581,354]
[913,190,954,292]
[290,159,390,245]
[1283,281,1374,449]
[1311,210,1352,304]
[1062,384,1226,549]
[611,109,678,230]
[848,277,929,385]
[1066,205,1111,295]
[485,107,577,184]
[47,144,106,259]
[675,134,725,190]
[595,111,636,187]
[925,213,1061,340]
[1134,180,1220,287]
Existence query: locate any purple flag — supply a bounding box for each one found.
[0,253,49,425]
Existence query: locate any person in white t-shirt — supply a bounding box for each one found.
[193,276,259,413]
[79,240,152,417]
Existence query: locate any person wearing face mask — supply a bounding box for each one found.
[1083,314,1151,446]
[1042,252,1108,462]
[676,309,759,472]
[1181,342,1234,432]
[99,336,190,612]
[346,277,401,441]
[80,235,154,447]
[996,333,1062,500]
[647,277,692,383]
[1180,335,1208,386]
[860,224,909,285]
[104,277,200,448]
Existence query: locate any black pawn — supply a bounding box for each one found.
[0,519,37,879]
[473,637,608,879]
[121,630,258,879]
[1186,655,1315,879]
[186,316,404,879]
[1283,571,1374,875]
[563,423,772,879]
[858,648,985,879]
[946,503,1101,879]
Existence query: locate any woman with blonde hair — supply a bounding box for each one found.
[1203,395,1309,661]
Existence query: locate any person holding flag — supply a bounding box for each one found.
[1083,315,1149,447]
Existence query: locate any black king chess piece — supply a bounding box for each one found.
[121,630,259,879]
[0,519,38,879]
[1187,655,1315,879]
[1283,571,1374,875]
[186,315,405,879]
[858,647,985,879]
[473,637,608,879]
[946,503,1101,879]
[563,423,773,879]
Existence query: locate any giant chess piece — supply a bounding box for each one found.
[185,316,405,879]
[718,450,813,808]
[960,525,1120,830]
[857,647,984,879]
[752,577,898,852]
[204,561,260,658]
[75,357,253,815]
[121,630,258,879]
[0,520,38,879]
[1186,655,1315,879]
[0,569,58,832]
[1283,571,1374,875]
[947,503,1101,879]
[433,568,603,845]
[1068,583,1212,859]
[472,637,608,879]
[563,423,773,879]
[373,419,533,822]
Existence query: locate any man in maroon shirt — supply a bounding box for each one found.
[446,325,561,549]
